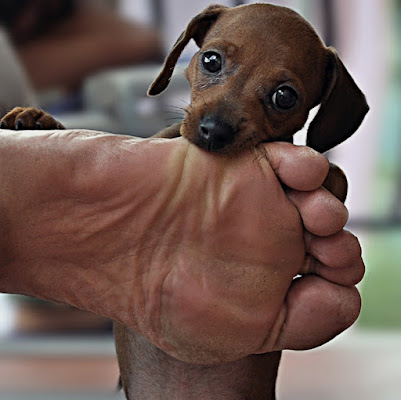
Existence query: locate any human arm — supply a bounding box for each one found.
[0,130,363,364]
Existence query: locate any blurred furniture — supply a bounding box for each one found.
[62,64,189,136]
[1,330,400,400]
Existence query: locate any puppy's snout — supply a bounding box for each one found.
[198,115,236,151]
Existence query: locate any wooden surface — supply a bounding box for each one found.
[0,357,119,392]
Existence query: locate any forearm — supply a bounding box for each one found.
[0,130,177,324]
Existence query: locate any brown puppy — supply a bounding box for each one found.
[149,4,368,154]
[0,4,368,399]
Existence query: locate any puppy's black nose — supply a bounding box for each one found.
[198,115,236,151]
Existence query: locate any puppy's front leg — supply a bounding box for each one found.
[152,121,182,139]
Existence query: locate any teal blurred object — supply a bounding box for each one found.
[359,231,401,329]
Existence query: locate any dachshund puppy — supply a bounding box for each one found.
[1,4,368,399]
[1,4,368,201]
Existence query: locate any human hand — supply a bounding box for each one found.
[0,131,363,364]
[149,140,363,363]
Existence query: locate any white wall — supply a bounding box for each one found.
[330,0,389,219]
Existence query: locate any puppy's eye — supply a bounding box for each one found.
[271,86,299,110]
[202,51,222,73]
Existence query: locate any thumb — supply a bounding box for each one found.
[258,275,361,352]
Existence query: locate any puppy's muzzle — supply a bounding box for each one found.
[198,114,236,151]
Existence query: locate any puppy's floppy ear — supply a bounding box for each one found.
[148,4,226,96]
[306,48,369,153]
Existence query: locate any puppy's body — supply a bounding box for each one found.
[0,3,368,399]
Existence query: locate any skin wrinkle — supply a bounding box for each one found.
[200,167,230,237]
[79,238,157,330]
[143,242,184,348]
[212,158,270,244]
[157,246,187,353]
[32,195,136,266]
[257,303,288,353]
[137,143,212,349]
[164,145,229,246]
[162,140,195,213]
[109,232,185,333]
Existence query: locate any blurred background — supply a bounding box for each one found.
[0,0,400,399]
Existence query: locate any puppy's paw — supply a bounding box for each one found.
[0,107,65,130]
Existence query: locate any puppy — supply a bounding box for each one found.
[149,4,368,153]
[0,4,368,399]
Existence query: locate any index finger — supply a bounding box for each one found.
[265,142,329,191]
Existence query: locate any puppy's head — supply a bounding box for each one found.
[149,4,369,154]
